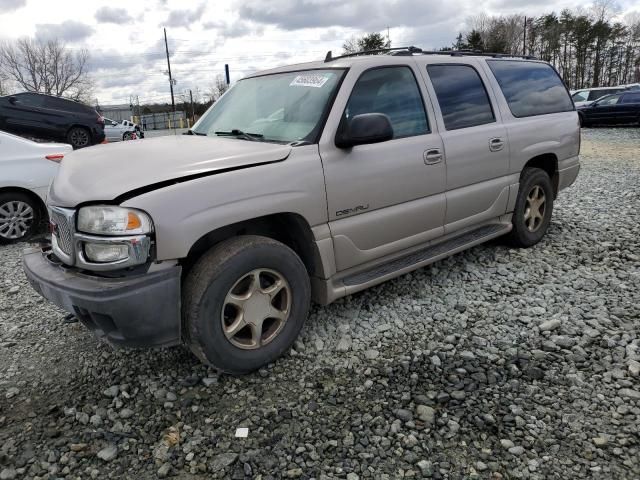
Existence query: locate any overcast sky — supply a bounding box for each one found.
[0,0,638,105]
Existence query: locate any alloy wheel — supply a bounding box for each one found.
[524,185,546,232]
[221,269,292,350]
[0,201,34,240]
[70,129,89,147]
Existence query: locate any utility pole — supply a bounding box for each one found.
[189,89,194,125]
[136,95,140,124]
[386,26,391,47]
[523,17,527,56]
[164,28,176,114]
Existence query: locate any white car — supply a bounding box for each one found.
[0,130,72,243]
[104,117,138,142]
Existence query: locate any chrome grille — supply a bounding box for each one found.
[51,209,73,256]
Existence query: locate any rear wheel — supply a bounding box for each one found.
[67,127,91,149]
[507,167,554,248]
[123,131,133,141]
[0,192,41,244]
[182,235,310,374]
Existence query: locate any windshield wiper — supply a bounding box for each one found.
[184,129,207,136]
[214,129,264,141]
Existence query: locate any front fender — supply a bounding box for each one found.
[121,145,328,260]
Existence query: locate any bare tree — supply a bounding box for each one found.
[0,38,93,101]
[342,36,360,54]
[342,32,391,54]
[206,74,229,101]
[0,70,10,96]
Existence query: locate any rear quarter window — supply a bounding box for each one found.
[487,60,573,118]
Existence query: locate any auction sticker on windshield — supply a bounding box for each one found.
[290,73,331,88]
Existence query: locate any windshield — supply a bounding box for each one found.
[192,69,345,143]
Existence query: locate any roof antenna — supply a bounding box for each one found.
[324,50,332,62]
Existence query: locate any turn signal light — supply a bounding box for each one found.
[45,154,65,163]
[126,212,142,230]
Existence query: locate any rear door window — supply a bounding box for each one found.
[16,94,45,107]
[487,60,573,117]
[621,93,640,104]
[426,64,495,130]
[44,96,75,111]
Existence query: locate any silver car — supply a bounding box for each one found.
[24,48,580,374]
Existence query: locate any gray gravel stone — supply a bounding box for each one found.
[0,130,638,479]
[96,444,118,462]
[0,468,17,480]
[539,318,561,331]
[416,405,435,425]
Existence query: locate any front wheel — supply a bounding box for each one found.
[0,192,41,244]
[182,235,311,374]
[507,167,554,248]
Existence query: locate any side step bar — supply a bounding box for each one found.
[342,223,510,287]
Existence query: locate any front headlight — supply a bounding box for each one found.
[77,206,153,236]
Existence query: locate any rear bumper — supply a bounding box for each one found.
[23,248,181,348]
[558,159,580,192]
[92,128,106,144]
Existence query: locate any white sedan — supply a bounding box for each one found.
[0,130,72,243]
[104,117,138,142]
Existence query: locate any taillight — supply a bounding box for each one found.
[45,154,65,163]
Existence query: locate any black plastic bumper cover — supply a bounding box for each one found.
[23,248,181,348]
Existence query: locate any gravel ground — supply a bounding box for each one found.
[1,128,639,480]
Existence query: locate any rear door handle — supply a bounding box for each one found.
[424,149,443,165]
[489,138,504,152]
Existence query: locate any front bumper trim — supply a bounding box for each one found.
[23,247,182,348]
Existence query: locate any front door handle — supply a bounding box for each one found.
[424,149,443,165]
[489,137,504,152]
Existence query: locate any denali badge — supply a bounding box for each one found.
[336,204,370,217]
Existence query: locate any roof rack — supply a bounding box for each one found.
[324,46,537,62]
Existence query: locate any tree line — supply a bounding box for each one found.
[455,6,640,89]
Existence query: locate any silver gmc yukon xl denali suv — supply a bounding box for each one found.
[23,48,580,374]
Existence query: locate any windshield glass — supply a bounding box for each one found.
[192,69,345,143]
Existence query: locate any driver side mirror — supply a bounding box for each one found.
[111,121,118,126]
[8,96,17,105]
[335,113,394,149]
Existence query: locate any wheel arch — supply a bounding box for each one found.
[522,153,559,197]
[181,212,323,281]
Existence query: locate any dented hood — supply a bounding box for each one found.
[49,135,291,207]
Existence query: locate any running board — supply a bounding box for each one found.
[342,224,510,287]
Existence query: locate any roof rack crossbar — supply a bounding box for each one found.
[324,46,537,62]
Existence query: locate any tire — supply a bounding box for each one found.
[123,131,133,141]
[182,235,311,374]
[506,167,554,248]
[67,127,91,149]
[0,192,41,244]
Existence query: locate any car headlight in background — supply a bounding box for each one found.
[77,206,153,236]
